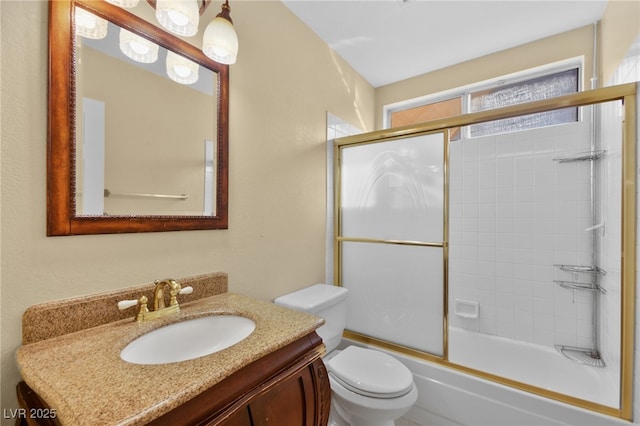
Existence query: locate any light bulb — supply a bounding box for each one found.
[75,8,108,40]
[167,10,190,27]
[155,0,199,37]
[104,0,140,8]
[166,51,199,84]
[129,41,151,56]
[119,28,159,63]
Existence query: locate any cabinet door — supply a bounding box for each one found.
[211,408,252,426]
[249,361,320,426]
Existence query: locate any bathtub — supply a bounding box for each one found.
[340,329,627,426]
[448,327,619,408]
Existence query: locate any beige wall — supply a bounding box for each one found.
[0,0,374,416]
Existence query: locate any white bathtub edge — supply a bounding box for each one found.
[339,338,629,426]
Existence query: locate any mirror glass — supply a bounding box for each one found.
[75,18,218,217]
[47,0,229,235]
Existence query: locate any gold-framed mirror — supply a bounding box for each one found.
[47,0,229,235]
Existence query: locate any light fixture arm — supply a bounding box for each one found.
[216,0,233,24]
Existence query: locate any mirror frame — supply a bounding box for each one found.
[47,0,229,236]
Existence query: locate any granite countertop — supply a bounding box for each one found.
[16,293,324,426]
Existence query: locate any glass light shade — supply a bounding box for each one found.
[202,16,238,65]
[166,51,199,85]
[75,8,108,40]
[105,0,140,8]
[119,28,159,63]
[155,0,199,37]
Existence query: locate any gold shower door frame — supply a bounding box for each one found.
[333,83,637,420]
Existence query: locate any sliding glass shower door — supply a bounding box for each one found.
[333,84,636,420]
[336,132,447,356]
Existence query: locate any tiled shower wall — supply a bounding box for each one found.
[326,113,362,283]
[448,120,601,350]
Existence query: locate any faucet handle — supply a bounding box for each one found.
[167,285,193,308]
[117,299,139,310]
[118,296,150,322]
[179,286,193,295]
[118,295,149,316]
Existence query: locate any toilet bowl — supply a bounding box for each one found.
[274,284,418,426]
[324,346,418,426]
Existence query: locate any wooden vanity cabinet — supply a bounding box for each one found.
[16,332,331,426]
[151,332,331,426]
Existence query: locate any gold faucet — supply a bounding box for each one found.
[153,278,181,311]
[117,278,193,322]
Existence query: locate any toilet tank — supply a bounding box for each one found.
[274,284,349,353]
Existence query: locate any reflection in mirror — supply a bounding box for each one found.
[75,17,218,217]
[47,0,229,235]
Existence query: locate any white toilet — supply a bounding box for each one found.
[274,284,418,426]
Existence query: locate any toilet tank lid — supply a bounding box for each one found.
[274,284,348,314]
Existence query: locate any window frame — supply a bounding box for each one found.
[383,57,584,138]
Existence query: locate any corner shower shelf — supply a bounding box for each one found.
[554,280,606,294]
[553,262,606,367]
[551,117,606,370]
[554,264,606,275]
[552,150,606,163]
[555,345,605,367]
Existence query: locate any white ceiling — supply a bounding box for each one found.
[281,0,609,87]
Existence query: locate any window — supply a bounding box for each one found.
[390,97,462,140]
[386,65,580,139]
[469,68,579,137]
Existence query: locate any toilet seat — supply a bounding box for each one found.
[326,346,414,399]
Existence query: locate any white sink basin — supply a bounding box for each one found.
[120,315,256,365]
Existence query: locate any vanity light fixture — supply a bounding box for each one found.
[75,7,108,39]
[166,50,199,84]
[119,28,159,63]
[202,0,238,65]
[104,0,239,65]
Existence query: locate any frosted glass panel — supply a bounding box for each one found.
[342,242,444,356]
[340,133,444,242]
[469,68,578,137]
